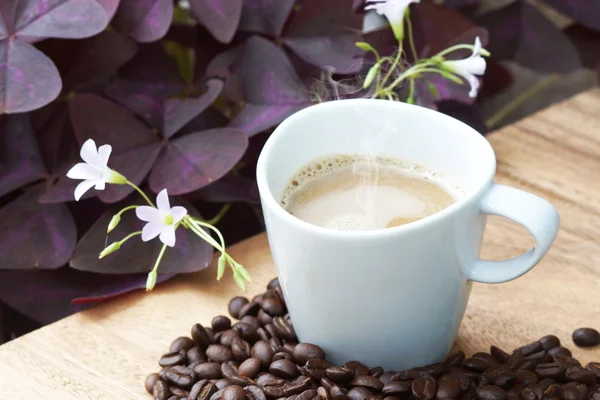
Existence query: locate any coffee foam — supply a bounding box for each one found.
[280,154,464,231]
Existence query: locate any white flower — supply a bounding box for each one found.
[136,189,187,247]
[66,139,126,201]
[365,0,419,40]
[443,37,487,98]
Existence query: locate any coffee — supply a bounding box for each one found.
[280,154,460,231]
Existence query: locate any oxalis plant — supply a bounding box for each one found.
[356,0,490,101]
[66,139,250,291]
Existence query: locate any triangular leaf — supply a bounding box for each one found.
[149,128,248,194]
[113,0,174,42]
[198,174,260,203]
[206,44,245,103]
[0,40,62,113]
[541,0,600,31]
[0,114,46,198]
[229,103,307,137]
[239,0,295,37]
[189,0,243,43]
[0,186,76,270]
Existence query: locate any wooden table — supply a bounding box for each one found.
[1,90,600,398]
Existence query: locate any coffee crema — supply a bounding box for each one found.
[280,154,461,231]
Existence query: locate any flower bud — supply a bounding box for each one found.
[146,270,157,291]
[107,214,121,233]
[217,255,226,280]
[233,271,247,292]
[363,63,380,89]
[236,264,251,283]
[99,242,121,259]
[108,169,127,185]
[355,42,375,52]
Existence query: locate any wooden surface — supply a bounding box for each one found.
[2,90,600,398]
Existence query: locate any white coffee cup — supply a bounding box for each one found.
[256,99,560,370]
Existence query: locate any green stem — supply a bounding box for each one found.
[380,50,403,90]
[204,203,231,225]
[119,231,142,244]
[151,244,168,273]
[485,74,560,129]
[405,15,418,63]
[407,79,416,103]
[126,181,155,207]
[117,205,139,216]
[434,44,475,59]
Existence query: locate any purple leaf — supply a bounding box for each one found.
[179,107,230,135]
[0,114,46,197]
[113,0,174,42]
[437,101,486,134]
[206,44,245,103]
[163,79,224,138]
[565,24,600,69]
[0,269,173,324]
[69,94,163,203]
[118,42,184,84]
[198,174,260,203]
[2,0,119,40]
[70,203,213,274]
[190,0,243,43]
[149,128,249,195]
[409,72,474,109]
[476,2,580,73]
[238,0,295,37]
[0,186,76,270]
[241,36,311,105]
[229,103,307,137]
[541,0,600,31]
[0,40,62,113]
[282,0,363,73]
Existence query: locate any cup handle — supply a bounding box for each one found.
[466,183,560,283]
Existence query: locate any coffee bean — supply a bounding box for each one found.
[216,379,232,390]
[413,377,437,400]
[253,340,275,368]
[491,346,510,364]
[239,302,261,319]
[326,366,354,382]
[463,358,489,373]
[539,336,561,351]
[379,372,396,386]
[515,371,538,386]
[263,379,287,398]
[270,359,298,379]
[535,363,565,380]
[461,389,477,400]
[220,330,241,348]
[474,353,499,366]
[242,315,262,330]
[283,342,297,354]
[234,322,261,342]
[293,343,326,365]
[348,387,375,400]
[231,337,252,362]
[146,373,161,394]
[160,350,187,367]
[210,387,225,400]
[345,361,370,377]
[476,386,507,400]
[565,366,596,384]
[507,352,525,370]
[287,376,312,396]
[269,337,283,353]
[221,360,239,380]
[207,344,234,363]
[383,381,412,395]
[230,375,255,387]
[445,352,466,368]
[229,297,249,319]
[222,385,246,400]
[273,351,293,361]
[258,310,274,326]
[544,383,560,398]
[305,359,334,381]
[166,365,195,388]
[331,386,350,400]
[212,316,232,333]
[317,386,332,400]
[554,355,581,368]
[195,362,222,380]
[321,377,336,391]
[256,373,284,388]
[436,379,462,400]
[193,324,213,349]
[441,372,475,392]
[516,360,537,372]
[170,336,195,352]
[273,317,297,341]
[170,387,189,397]
[260,296,286,316]
[350,375,384,391]
[298,389,320,400]
[188,347,207,364]
[154,379,170,400]
[370,367,384,378]
[548,347,572,359]
[572,328,600,348]
[264,324,278,340]
[190,379,209,399]
[246,385,267,400]
[519,387,536,400]
[524,351,548,363]
[238,358,261,379]
[585,362,600,379]
[519,342,543,357]
[558,382,588,400]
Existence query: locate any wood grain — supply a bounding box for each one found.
[1,90,600,398]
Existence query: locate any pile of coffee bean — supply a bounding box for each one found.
[145,278,600,400]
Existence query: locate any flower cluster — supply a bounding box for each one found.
[359,0,490,101]
[67,139,250,291]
